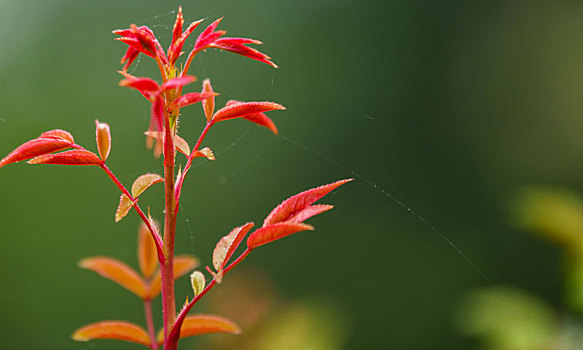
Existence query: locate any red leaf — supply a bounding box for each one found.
[114,24,168,65]
[212,38,277,68]
[0,138,73,168]
[226,100,278,134]
[171,6,184,49]
[212,223,254,283]
[247,222,314,249]
[289,204,334,223]
[212,101,285,123]
[27,150,102,166]
[162,75,197,91]
[79,257,148,298]
[168,17,205,65]
[119,76,160,94]
[40,129,75,143]
[170,92,216,110]
[194,18,225,50]
[157,314,241,344]
[263,179,353,227]
[72,320,150,346]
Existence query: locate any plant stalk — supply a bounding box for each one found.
[161,109,178,348]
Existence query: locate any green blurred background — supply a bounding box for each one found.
[2,0,583,348]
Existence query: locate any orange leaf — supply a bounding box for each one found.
[95,120,112,161]
[138,221,158,278]
[246,222,314,249]
[115,194,135,223]
[212,223,254,283]
[72,320,150,346]
[132,173,164,197]
[144,131,191,156]
[79,257,148,299]
[28,150,102,166]
[212,101,285,123]
[193,147,215,160]
[157,314,241,344]
[202,79,215,121]
[263,179,352,227]
[147,255,199,298]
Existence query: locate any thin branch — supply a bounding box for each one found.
[99,164,165,263]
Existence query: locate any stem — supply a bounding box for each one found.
[167,248,252,347]
[161,109,177,346]
[174,121,213,211]
[99,163,165,263]
[144,299,158,350]
[177,48,202,97]
[155,57,168,83]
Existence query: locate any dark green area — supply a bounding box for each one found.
[1,0,583,348]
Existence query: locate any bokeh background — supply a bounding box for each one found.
[2,0,583,349]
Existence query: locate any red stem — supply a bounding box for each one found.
[144,299,158,350]
[99,163,165,263]
[167,248,252,346]
[161,107,178,347]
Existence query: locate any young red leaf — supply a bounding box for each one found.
[119,76,160,94]
[0,138,73,168]
[193,147,215,160]
[28,150,102,166]
[170,92,217,110]
[226,100,278,134]
[171,6,184,48]
[79,257,148,299]
[212,101,285,123]
[40,129,75,143]
[194,18,225,51]
[144,131,191,156]
[211,38,277,68]
[114,24,168,65]
[169,20,205,65]
[147,255,199,299]
[138,221,158,279]
[212,223,254,283]
[95,120,111,161]
[288,204,334,223]
[263,179,353,227]
[247,222,314,249]
[161,75,197,91]
[202,79,215,121]
[156,314,241,344]
[131,173,164,197]
[72,320,150,346]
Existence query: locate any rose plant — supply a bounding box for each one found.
[0,7,350,349]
